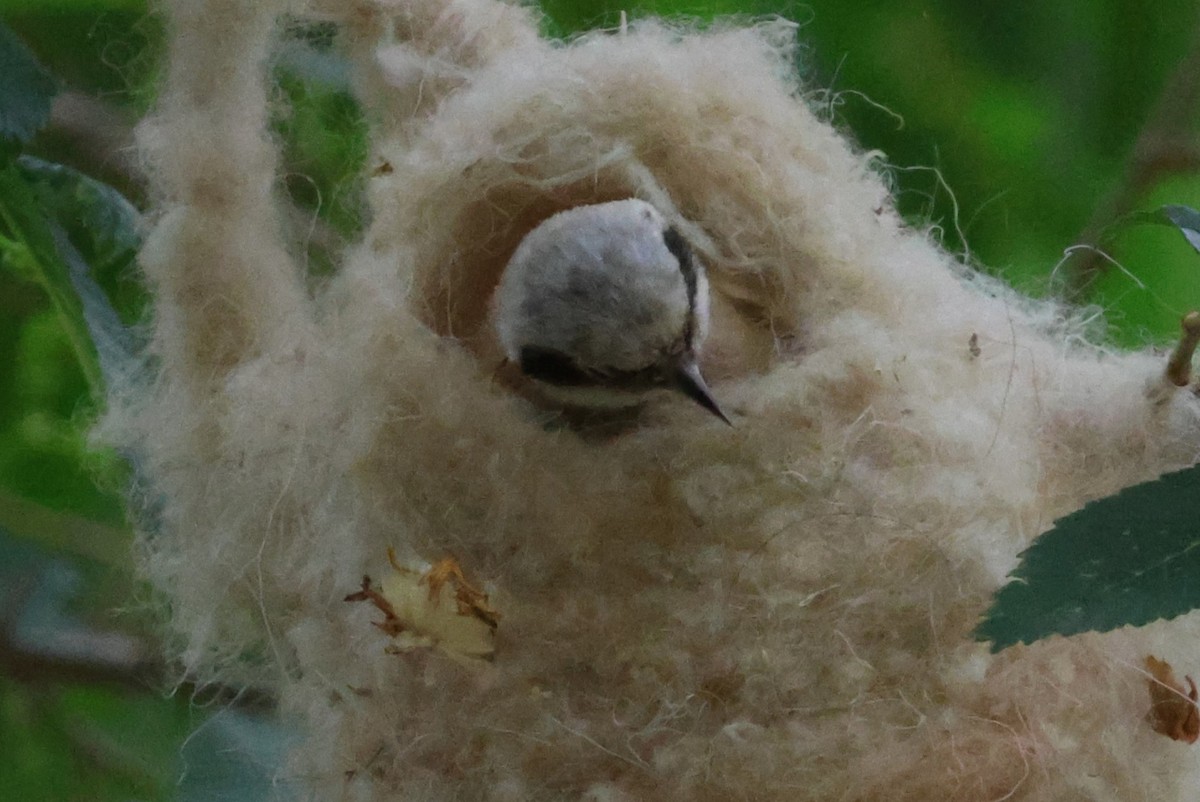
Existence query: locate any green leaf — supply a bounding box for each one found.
[0,490,129,567]
[56,684,194,800]
[0,525,193,802]
[0,21,57,158]
[0,163,105,397]
[977,464,1200,651]
[0,158,142,398]
[1157,205,1200,254]
[18,156,140,275]
[1117,204,1200,255]
[20,158,143,382]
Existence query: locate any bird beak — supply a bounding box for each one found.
[674,359,732,425]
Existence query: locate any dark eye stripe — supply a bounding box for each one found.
[662,226,698,349]
[518,346,593,386]
[519,345,667,390]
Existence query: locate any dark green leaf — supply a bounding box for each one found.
[0,22,57,158]
[977,464,1200,651]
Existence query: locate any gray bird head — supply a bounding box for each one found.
[494,199,729,424]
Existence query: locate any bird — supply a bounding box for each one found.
[492,198,730,425]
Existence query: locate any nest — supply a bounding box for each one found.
[103,0,1200,798]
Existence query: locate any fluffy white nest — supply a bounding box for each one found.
[103,0,1200,798]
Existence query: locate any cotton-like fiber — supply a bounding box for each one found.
[100,0,1200,798]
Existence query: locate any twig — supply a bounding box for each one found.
[0,628,277,711]
[1167,311,1200,386]
[0,567,274,710]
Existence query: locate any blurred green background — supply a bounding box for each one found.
[3,0,1200,799]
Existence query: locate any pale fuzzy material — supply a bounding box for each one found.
[102,0,1200,799]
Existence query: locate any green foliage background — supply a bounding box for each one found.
[2,0,1200,799]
